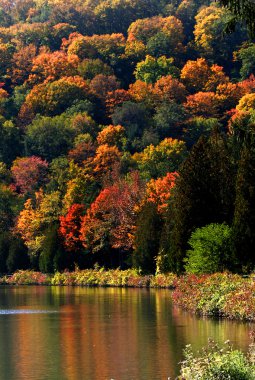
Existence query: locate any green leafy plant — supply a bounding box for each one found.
[178,339,255,380]
[184,223,233,274]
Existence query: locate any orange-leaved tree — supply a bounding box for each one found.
[28,51,79,84]
[97,125,125,147]
[145,172,179,214]
[92,144,122,177]
[184,92,220,118]
[181,58,228,93]
[20,76,90,119]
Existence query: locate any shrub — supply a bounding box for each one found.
[184,223,233,274]
[150,273,177,288]
[6,270,51,285]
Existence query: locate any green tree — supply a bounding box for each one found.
[46,157,71,195]
[234,43,255,79]
[133,138,187,179]
[0,184,20,233]
[184,223,233,274]
[0,120,22,165]
[94,0,164,34]
[25,115,75,161]
[133,202,162,274]
[6,237,30,273]
[147,32,174,58]
[135,55,179,84]
[112,101,151,149]
[153,101,187,139]
[39,224,70,273]
[183,117,221,147]
[0,42,15,80]
[78,58,113,80]
[0,162,10,183]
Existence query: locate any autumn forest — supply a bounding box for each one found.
[0,0,255,275]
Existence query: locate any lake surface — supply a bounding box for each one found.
[0,286,253,380]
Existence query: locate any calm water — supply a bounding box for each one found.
[0,286,253,380]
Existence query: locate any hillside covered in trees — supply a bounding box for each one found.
[0,0,255,274]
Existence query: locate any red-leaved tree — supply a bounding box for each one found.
[59,204,85,252]
[11,156,48,195]
[80,172,144,252]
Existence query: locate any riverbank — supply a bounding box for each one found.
[2,270,255,322]
[0,269,177,288]
[173,272,255,321]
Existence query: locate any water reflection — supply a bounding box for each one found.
[0,286,253,380]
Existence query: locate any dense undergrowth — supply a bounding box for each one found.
[173,272,255,321]
[0,269,177,288]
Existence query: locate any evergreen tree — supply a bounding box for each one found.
[219,0,255,37]
[39,224,69,273]
[232,137,255,271]
[0,232,10,273]
[6,237,30,273]
[133,202,162,274]
[167,131,235,273]
[159,200,175,272]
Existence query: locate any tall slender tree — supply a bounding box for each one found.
[232,134,255,271]
[133,202,162,274]
[166,131,235,272]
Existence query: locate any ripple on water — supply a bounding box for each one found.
[0,309,58,315]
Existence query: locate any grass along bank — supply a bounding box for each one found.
[0,269,177,288]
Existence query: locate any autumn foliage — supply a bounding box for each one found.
[59,204,85,251]
[0,0,254,275]
[146,172,179,213]
[11,156,48,195]
[80,172,144,252]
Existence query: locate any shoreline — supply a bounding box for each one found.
[2,270,255,322]
[0,269,177,288]
[173,272,255,322]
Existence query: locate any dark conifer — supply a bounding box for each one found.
[39,224,69,273]
[0,232,10,274]
[6,237,30,273]
[232,136,255,271]
[167,131,235,272]
[133,202,162,274]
